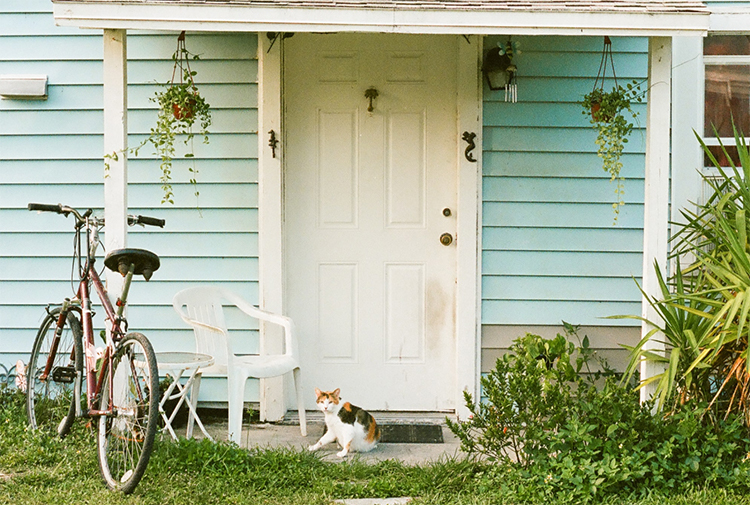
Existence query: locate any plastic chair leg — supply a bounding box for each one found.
[228,375,247,445]
[293,367,307,436]
[186,372,202,439]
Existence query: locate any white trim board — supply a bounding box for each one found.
[258,32,286,421]
[455,35,482,419]
[53,3,708,36]
[640,36,672,403]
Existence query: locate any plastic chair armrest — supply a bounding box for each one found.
[222,290,296,356]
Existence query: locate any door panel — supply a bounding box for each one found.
[318,110,358,227]
[285,33,458,410]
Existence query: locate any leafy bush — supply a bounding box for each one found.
[448,330,750,504]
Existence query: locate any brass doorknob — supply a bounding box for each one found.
[440,233,453,246]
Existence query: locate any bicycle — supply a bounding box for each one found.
[25,202,164,494]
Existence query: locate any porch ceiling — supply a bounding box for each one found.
[53,0,709,35]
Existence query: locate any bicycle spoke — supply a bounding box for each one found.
[97,333,158,494]
[26,308,82,437]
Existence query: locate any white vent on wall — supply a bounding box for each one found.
[0,75,48,100]
[702,174,731,205]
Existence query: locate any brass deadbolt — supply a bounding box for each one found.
[442,208,452,217]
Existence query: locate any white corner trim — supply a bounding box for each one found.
[670,37,703,267]
[455,35,482,420]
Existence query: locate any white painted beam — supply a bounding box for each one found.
[53,3,708,36]
[103,29,128,295]
[258,33,286,422]
[455,35,481,420]
[640,36,672,404]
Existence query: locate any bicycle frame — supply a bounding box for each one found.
[43,215,140,418]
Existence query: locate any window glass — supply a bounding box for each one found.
[704,36,750,56]
[704,65,750,137]
[704,145,741,168]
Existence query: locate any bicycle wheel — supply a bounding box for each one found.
[26,306,83,437]
[97,332,158,494]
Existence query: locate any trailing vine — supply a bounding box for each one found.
[104,31,211,205]
[581,36,642,224]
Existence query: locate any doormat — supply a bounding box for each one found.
[379,424,444,444]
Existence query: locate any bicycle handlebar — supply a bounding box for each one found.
[129,215,166,228]
[28,203,165,228]
[28,203,65,214]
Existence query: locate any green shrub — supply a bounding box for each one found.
[448,330,750,504]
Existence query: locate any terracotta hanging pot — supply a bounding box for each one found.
[172,97,196,120]
[589,101,612,122]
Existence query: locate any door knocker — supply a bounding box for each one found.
[462,131,477,163]
[268,130,279,158]
[365,87,379,113]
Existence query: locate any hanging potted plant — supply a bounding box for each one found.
[105,31,211,205]
[581,36,642,224]
[149,30,211,204]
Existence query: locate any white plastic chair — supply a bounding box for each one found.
[172,286,307,444]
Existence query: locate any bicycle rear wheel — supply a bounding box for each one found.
[26,306,83,437]
[97,332,158,494]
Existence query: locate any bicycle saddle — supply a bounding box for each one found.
[104,248,161,281]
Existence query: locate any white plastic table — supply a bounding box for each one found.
[156,352,215,441]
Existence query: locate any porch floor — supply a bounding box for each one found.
[182,410,465,465]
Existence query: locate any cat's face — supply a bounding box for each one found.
[314,388,341,413]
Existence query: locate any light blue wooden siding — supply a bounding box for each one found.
[705,0,750,6]
[481,35,647,327]
[0,1,260,401]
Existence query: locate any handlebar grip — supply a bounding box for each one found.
[28,203,64,214]
[133,215,166,228]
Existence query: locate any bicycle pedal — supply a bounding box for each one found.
[51,366,76,383]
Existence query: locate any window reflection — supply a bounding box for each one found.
[704,145,741,168]
[704,35,750,56]
[704,65,750,137]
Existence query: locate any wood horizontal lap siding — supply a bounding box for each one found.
[0,6,260,405]
[480,35,646,365]
[109,31,260,406]
[481,325,638,374]
[0,3,102,372]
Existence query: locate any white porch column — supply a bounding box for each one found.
[258,33,286,422]
[640,36,672,403]
[103,29,128,292]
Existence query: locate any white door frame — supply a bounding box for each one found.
[258,33,481,420]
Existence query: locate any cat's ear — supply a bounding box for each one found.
[333,388,341,399]
[314,388,322,398]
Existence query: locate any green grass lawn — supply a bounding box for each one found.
[2,389,749,505]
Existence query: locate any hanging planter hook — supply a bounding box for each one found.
[593,36,617,92]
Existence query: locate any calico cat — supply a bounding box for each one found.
[308,388,381,457]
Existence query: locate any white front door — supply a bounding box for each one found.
[284,33,458,411]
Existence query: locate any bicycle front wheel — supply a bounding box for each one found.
[97,332,159,494]
[26,306,83,437]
